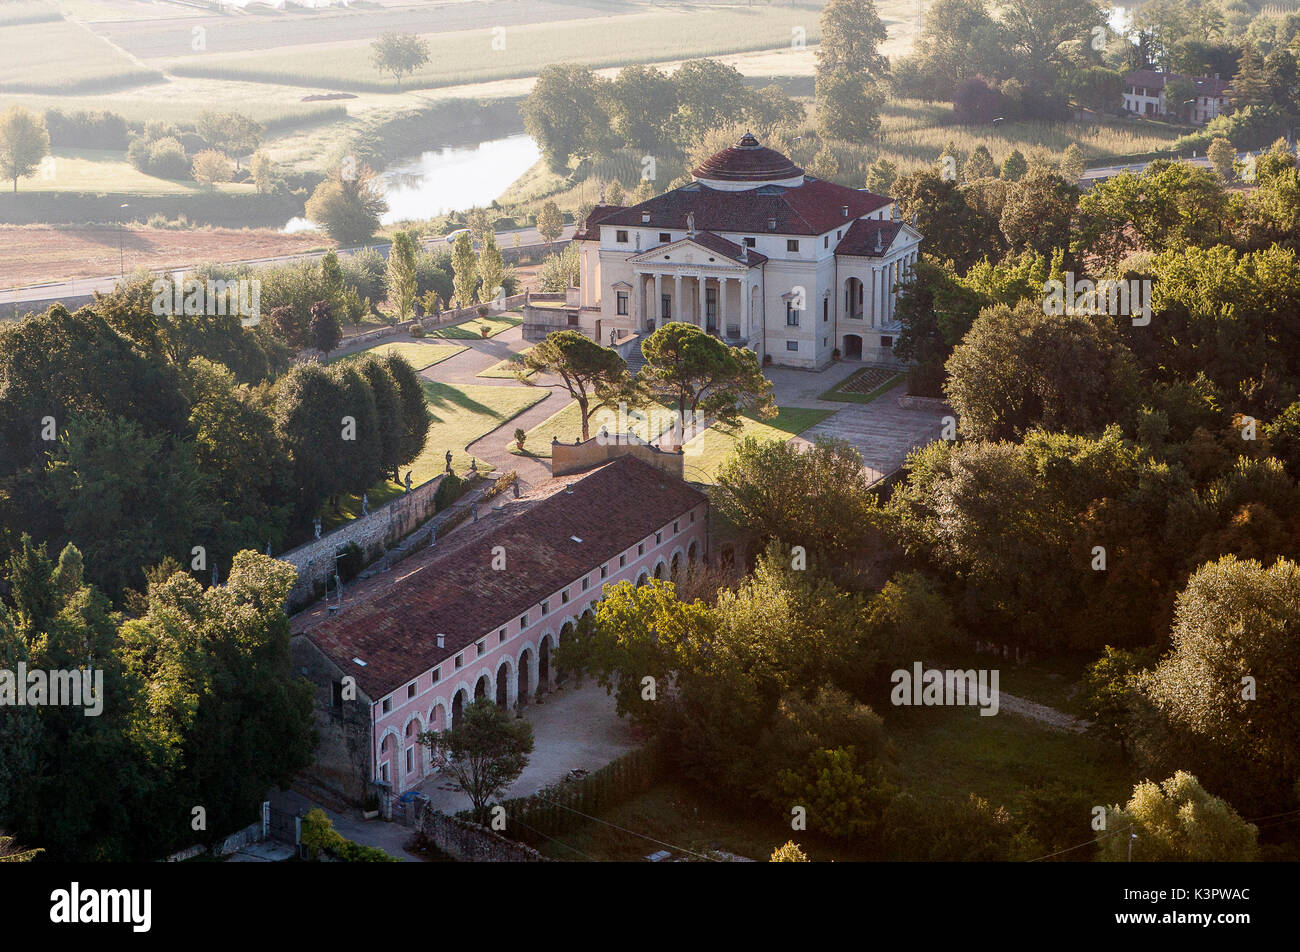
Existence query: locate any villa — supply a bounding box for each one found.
[525,132,923,370]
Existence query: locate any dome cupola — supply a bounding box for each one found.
[691,132,804,191]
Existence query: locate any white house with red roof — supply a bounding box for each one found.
[569,132,922,369]
[1122,69,1231,124]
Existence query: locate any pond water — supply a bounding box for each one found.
[285,133,540,234]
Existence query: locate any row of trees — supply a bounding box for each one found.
[0,287,431,600]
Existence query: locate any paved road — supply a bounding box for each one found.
[1080,149,1263,185]
[5,224,575,307]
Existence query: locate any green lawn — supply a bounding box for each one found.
[432,315,522,340]
[477,347,535,379]
[818,368,906,404]
[166,7,821,92]
[680,406,833,484]
[319,379,548,529]
[14,148,258,195]
[882,700,1132,815]
[510,396,682,458]
[331,340,467,371]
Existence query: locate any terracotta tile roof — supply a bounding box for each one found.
[293,455,706,699]
[1125,69,1167,89]
[692,132,804,182]
[835,218,903,257]
[593,178,892,237]
[577,203,626,240]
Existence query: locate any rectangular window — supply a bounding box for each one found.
[661,295,671,321]
[881,336,894,348]
[786,340,799,352]
[744,237,756,247]
[541,600,549,615]
[432,665,440,684]
[638,542,645,556]
[406,748,413,772]
[659,232,671,243]
[823,299,828,322]
[655,531,662,544]
[380,763,389,782]
[616,291,628,315]
[620,554,627,568]
[455,653,464,670]
[476,639,485,657]
[690,511,695,523]
[407,683,416,699]
[616,229,629,243]
[562,590,570,604]
[824,236,829,248]
[381,697,392,714]
[787,239,799,252]
[499,628,507,643]
[786,303,799,326]
[582,576,589,591]
[601,563,608,579]
[673,520,679,533]
[520,613,529,627]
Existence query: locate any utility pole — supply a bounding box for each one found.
[1127,832,1137,862]
[118,203,130,279]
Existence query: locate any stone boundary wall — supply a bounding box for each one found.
[278,474,445,609]
[552,436,685,479]
[414,804,549,863]
[895,394,951,412]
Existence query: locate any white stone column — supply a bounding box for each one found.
[653,272,663,328]
[739,274,749,340]
[632,271,641,327]
[719,276,728,337]
[697,275,706,328]
[673,273,682,322]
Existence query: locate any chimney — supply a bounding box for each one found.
[874,229,883,254]
[842,205,849,217]
[767,217,777,231]
[436,633,445,649]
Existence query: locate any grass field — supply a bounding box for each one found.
[331,340,467,371]
[680,405,832,483]
[0,20,162,92]
[12,148,259,195]
[166,6,824,92]
[432,315,522,340]
[477,346,534,379]
[510,397,680,458]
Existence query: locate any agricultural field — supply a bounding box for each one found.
[0,19,161,92]
[164,6,826,92]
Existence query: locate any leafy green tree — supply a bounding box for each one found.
[273,362,350,522]
[998,0,1107,69]
[777,747,893,839]
[0,106,49,193]
[386,230,419,321]
[816,69,885,142]
[305,164,387,245]
[1138,556,1300,805]
[191,149,234,187]
[963,144,998,180]
[520,330,637,441]
[892,169,1000,269]
[672,59,756,141]
[42,415,217,598]
[330,362,385,496]
[817,0,889,80]
[352,355,404,480]
[1230,42,1271,111]
[1000,148,1028,180]
[476,233,505,305]
[1207,135,1236,181]
[0,834,41,862]
[606,64,679,151]
[713,435,879,560]
[420,697,535,824]
[0,538,158,860]
[639,321,775,432]
[308,300,341,357]
[536,201,564,245]
[370,32,430,90]
[119,551,315,851]
[1059,143,1085,183]
[999,166,1078,255]
[450,230,478,308]
[195,110,262,168]
[865,156,898,192]
[522,64,610,171]
[1100,772,1258,861]
[1079,645,1155,754]
[381,352,432,479]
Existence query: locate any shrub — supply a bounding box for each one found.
[434,471,465,511]
[300,808,398,862]
[337,541,364,581]
[409,322,425,337]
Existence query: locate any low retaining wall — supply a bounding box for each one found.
[415,804,549,862]
[278,474,445,609]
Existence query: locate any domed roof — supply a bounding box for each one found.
[691,132,804,187]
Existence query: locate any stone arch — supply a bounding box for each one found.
[844,276,865,320]
[474,672,492,701]
[516,644,535,706]
[669,546,685,580]
[451,684,471,727]
[495,656,515,708]
[688,539,700,564]
[402,714,425,784]
[377,728,401,787]
[653,558,668,580]
[635,570,649,587]
[537,632,554,693]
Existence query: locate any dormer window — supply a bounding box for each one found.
[641,212,651,223]
[767,218,777,231]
